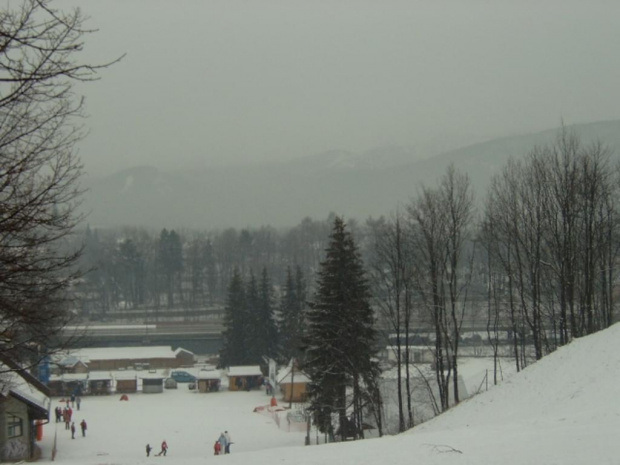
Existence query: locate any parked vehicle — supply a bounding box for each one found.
[170,370,196,383]
[164,378,178,389]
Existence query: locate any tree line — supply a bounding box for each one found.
[74,216,338,320]
[367,128,620,432]
[218,265,306,367]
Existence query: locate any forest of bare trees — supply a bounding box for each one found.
[482,129,618,366]
[366,129,620,430]
[74,216,339,320]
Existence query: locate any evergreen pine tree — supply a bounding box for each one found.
[157,229,183,308]
[279,266,297,361]
[203,238,218,304]
[294,265,308,357]
[303,217,380,441]
[279,265,307,362]
[219,269,248,367]
[257,267,279,360]
[245,271,261,363]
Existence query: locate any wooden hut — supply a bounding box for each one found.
[88,371,112,395]
[48,373,88,397]
[0,358,50,463]
[62,346,188,371]
[277,363,310,403]
[227,366,263,391]
[47,376,64,397]
[174,348,195,367]
[196,370,221,393]
[113,370,138,393]
[56,355,89,374]
[141,372,165,394]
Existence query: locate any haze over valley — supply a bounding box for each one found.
[82,119,620,229]
[53,0,620,230]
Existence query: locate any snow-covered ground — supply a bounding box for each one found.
[39,323,620,464]
[41,387,306,464]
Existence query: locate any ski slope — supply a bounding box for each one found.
[39,323,620,464]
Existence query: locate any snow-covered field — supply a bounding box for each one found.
[40,387,307,464]
[39,323,620,464]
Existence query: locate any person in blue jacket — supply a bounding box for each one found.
[218,432,228,453]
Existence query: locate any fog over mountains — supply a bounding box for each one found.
[82,120,620,230]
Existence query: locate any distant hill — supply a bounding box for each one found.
[81,120,620,230]
[425,119,620,193]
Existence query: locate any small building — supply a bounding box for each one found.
[88,371,112,395]
[56,346,194,372]
[113,370,138,393]
[383,345,434,364]
[141,372,165,394]
[174,348,195,367]
[0,357,50,462]
[56,355,88,375]
[277,362,310,403]
[48,373,88,397]
[227,366,263,391]
[47,376,63,397]
[196,370,221,393]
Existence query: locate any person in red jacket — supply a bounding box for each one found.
[80,419,87,437]
[157,440,168,456]
[213,440,221,455]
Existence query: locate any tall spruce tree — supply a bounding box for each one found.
[279,265,306,362]
[157,229,183,308]
[256,267,279,360]
[219,269,248,367]
[244,271,261,363]
[304,217,380,441]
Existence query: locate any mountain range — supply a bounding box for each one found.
[81,120,620,230]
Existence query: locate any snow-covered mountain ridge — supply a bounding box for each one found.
[82,120,620,229]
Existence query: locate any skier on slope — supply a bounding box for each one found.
[156,440,168,456]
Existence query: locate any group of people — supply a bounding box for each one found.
[70,419,88,439]
[69,393,82,410]
[146,440,168,457]
[144,432,230,458]
[213,431,232,455]
[55,400,87,439]
[54,405,72,426]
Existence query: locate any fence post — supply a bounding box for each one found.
[51,429,57,461]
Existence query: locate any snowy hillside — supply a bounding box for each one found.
[39,324,620,464]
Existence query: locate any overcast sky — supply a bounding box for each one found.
[57,0,620,176]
